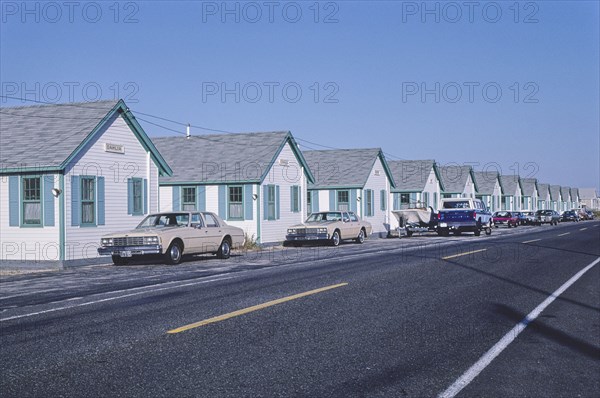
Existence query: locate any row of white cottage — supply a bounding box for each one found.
[0,100,593,267]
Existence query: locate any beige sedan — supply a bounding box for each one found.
[286,211,372,246]
[98,212,245,265]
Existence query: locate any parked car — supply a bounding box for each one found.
[512,211,528,225]
[561,210,580,222]
[286,211,372,246]
[492,211,519,228]
[535,210,560,225]
[522,211,537,225]
[98,212,245,265]
[585,210,595,220]
[436,198,492,236]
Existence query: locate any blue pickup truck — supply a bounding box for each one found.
[437,198,493,236]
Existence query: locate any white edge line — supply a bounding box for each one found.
[522,239,541,244]
[0,276,233,322]
[438,256,600,398]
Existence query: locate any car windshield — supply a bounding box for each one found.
[494,212,509,217]
[443,201,471,209]
[306,212,343,222]
[137,213,190,228]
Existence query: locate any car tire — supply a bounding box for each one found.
[485,227,492,235]
[165,241,183,265]
[355,229,366,244]
[405,228,413,238]
[112,255,128,266]
[217,238,231,259]
[330,230,341,246]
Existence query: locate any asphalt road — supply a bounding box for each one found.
[1,221,599,397]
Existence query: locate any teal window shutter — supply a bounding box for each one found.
[43,176,55,226]
[8,176,19,226]
[71,175,80,226]
[244,185,253,220]
[172,186,180,212]
[218,185,227,219]
[143,179,148,215]
[350,189,357,212]
[312,191,319,213]
[127,178,134,214]
[97,176,105,225]
[197,186,206,211]
[329,190,336,211]
[290,186,294,212]
[380,189,387,211]
[263,185,269,220]
[275,185,280,219]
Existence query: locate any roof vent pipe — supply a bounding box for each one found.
[186,124,191,139]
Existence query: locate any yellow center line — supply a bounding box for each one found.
[522,239,541,244]
[167,283,348,334]
[442,249,487,260]
[580,228,588,231]
[558,232,570,236]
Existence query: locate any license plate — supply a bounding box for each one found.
[119,251,132,258]
[440,223,447,228]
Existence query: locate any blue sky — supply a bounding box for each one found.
[1,1,598,189]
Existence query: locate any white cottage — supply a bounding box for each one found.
[473,171,503,212]
[549,185,562,212]
[560,187,572,211]
[499,175,523,211]
[0,100,172,268]
[579,188,599,210]
[387,160,443,229]
[439,165,477,199]
[153,131,314,244]
[302,149,396,238]
[519,178,539,212]
[570,188,580,209]
[537,183,552,210]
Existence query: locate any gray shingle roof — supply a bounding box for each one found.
[538,183,550,198]
[388,160,437,192]
[499,175,521,196]
[0,100,119,169]
[439,166,474,193]
[153,131,308,184]
[303,148,392,189]
[520,178,538,197]
[560,186,571,200]
[549,185,562,201]
[571,188,580,199]
[473,171,500,195]
[579,188,598,200]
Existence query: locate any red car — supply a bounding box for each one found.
[493,211,519,228]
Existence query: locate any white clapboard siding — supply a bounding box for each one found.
[64,114,159,261]
[363,157,391,237]
[259,143,306,244]
[0,174,61,261]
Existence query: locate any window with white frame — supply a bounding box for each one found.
[22,177,41,226]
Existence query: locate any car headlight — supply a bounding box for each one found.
[144,236,160,245]
[317,228,328,234]
[101,238,113,246]
[287,228,297,234]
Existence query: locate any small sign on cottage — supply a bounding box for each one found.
[105,143,125,154]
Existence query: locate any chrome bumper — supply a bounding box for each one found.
[97,245,162,256]
[285,233,329,241]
